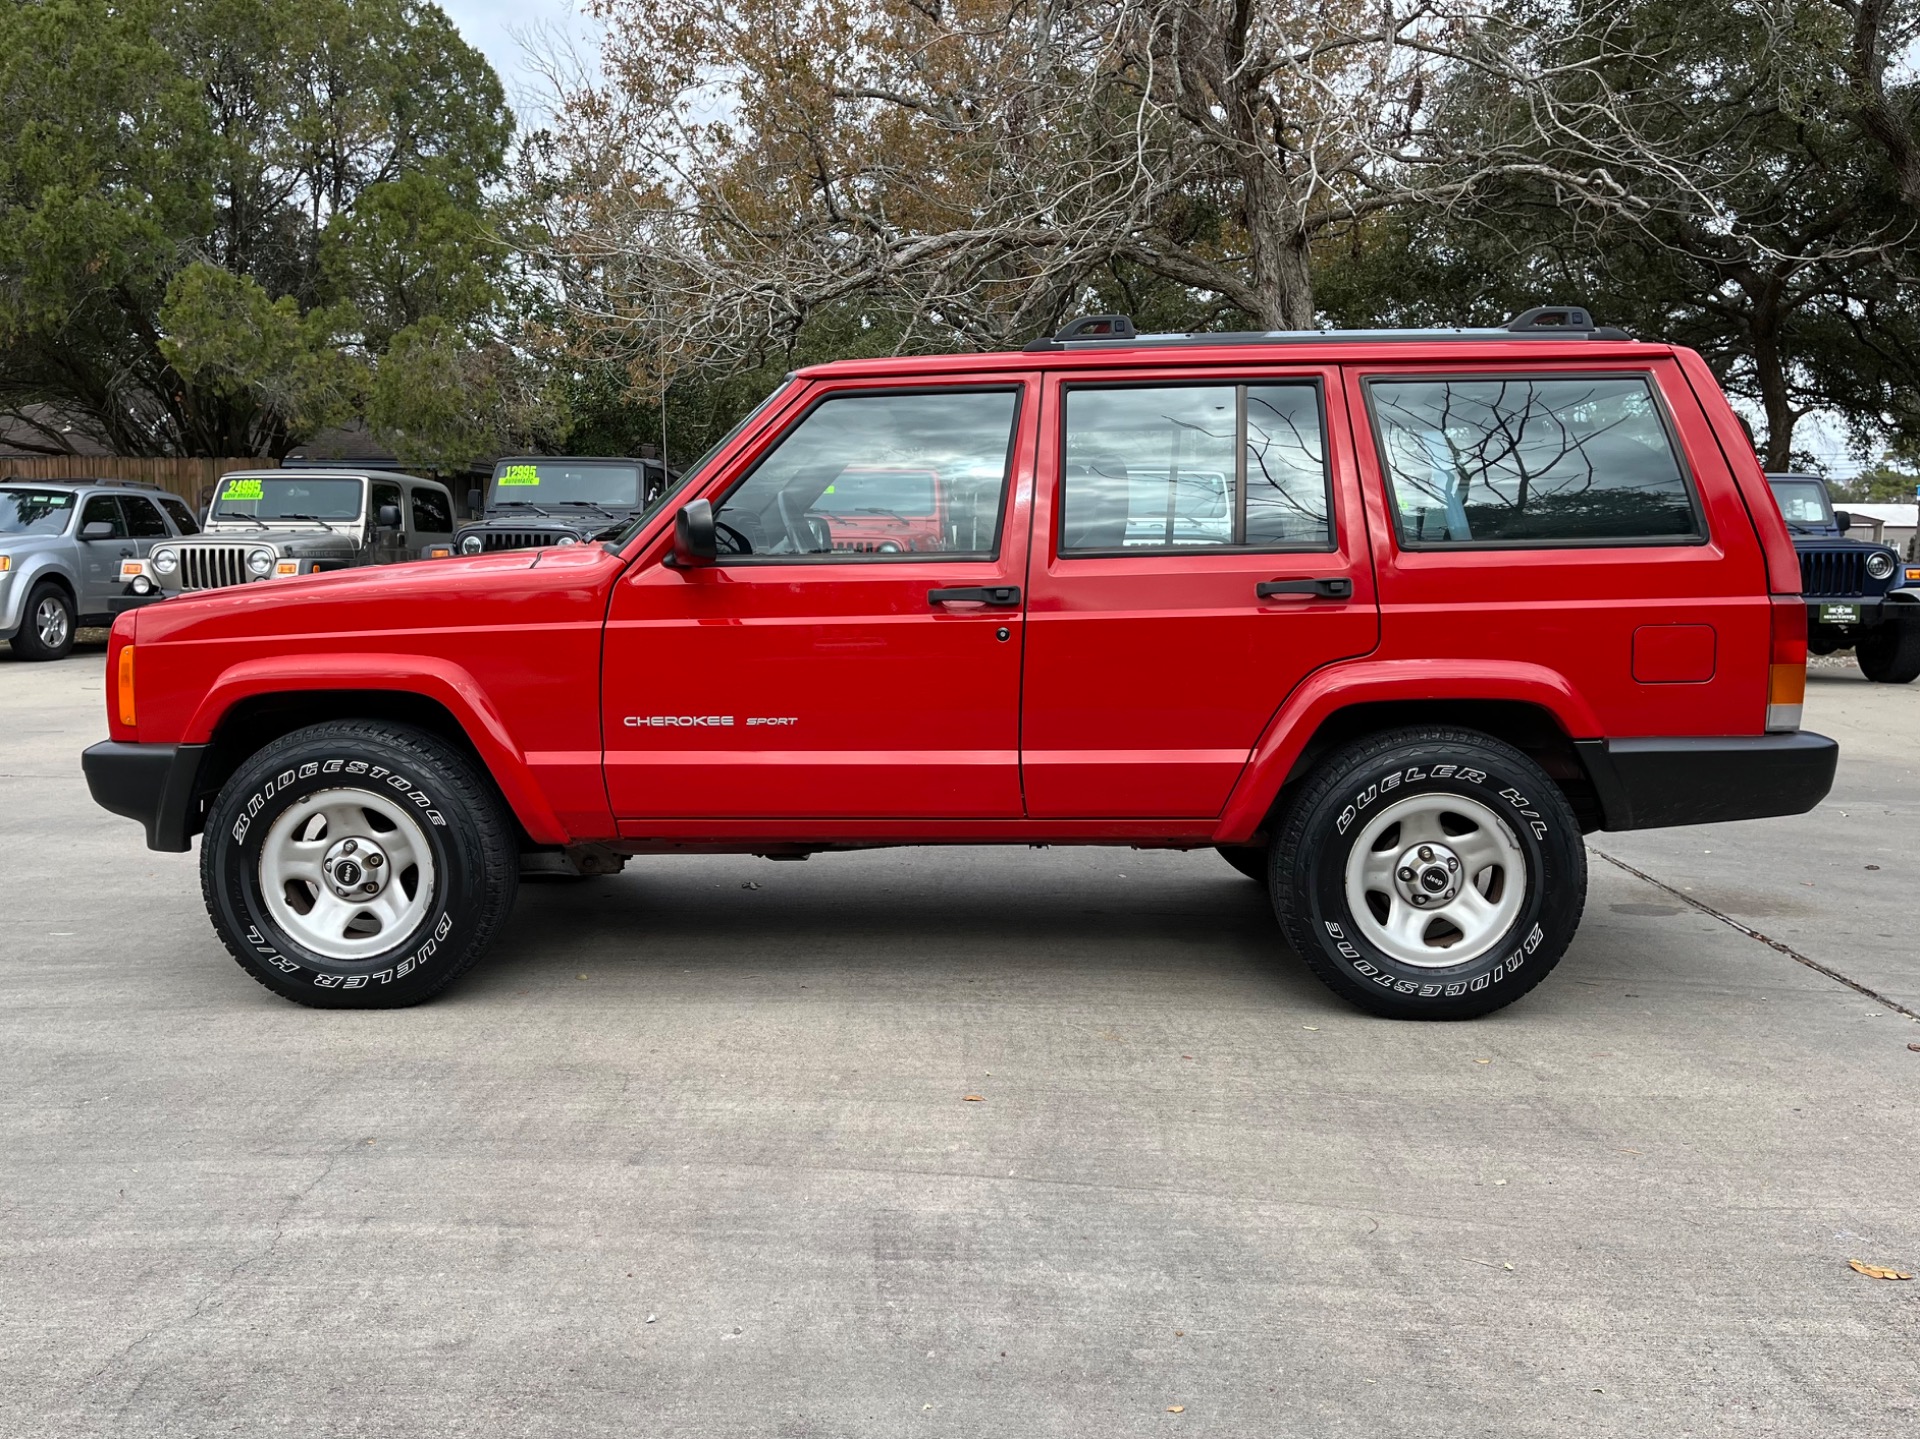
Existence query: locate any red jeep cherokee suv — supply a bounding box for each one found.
[83,307,1835,1018]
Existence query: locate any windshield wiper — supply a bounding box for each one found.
[554,500,621,519]
[492,500,553,517]
[853,506,916,523]
[212,510,263,523]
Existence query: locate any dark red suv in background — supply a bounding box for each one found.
[84,307,1834,1018]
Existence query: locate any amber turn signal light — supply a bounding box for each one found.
[116,644,136,728]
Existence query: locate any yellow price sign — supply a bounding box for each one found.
[497,464,542,487]
[224,478,265,500]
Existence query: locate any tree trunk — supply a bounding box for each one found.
[1752,331,1796,471]
[1242,169,1316,329]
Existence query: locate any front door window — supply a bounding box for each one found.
[712,389,1018,558]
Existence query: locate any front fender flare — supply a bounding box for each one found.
[184,653,569,845]
[2,554,78,633]
[1211,658,1604,844]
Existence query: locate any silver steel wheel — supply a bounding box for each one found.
[258,787,437,961]
[1343,791,1527,968]
[35,594,70,650]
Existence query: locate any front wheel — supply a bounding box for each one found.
[201,721,519,1007]
[1271,727,1586,1020]
[1856,619,1920,683]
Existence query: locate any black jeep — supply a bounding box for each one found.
[451,456,670,556]
[1766,472,1920,683]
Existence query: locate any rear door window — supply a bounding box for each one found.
[122,495,169,538]
[1367,374,1701,546]
[157,495,200,535]
[410,486,452,534]
[1059,383,1332,552]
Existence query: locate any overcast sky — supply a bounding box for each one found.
[436,0,599,121]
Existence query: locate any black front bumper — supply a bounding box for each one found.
[81,741,209,852]
[1576,733,1838,831]
[107,592,169,617]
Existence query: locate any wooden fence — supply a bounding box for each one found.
[0,456,274,507]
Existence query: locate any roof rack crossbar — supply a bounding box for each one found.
[1026,305,1632,350]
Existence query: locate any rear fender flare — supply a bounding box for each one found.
[184,654,569,845]
[1212,659,1603,844]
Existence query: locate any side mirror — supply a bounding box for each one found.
[1832,510,1854,532]
[80,520,115,540]
[672,499,717,565]
[376,503,402,529]
[467,487,481,515]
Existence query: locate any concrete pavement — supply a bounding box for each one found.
[2,641,1915,1438]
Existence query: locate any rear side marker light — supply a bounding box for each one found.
[117,645,136,728]
[1767,597,1807,733]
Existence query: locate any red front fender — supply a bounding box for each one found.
[184,653,572,846]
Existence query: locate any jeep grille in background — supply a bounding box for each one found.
[481,530,570,551]
[1797,549,1867,597]
[180,545,252,591]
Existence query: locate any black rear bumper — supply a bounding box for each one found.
[81,741,208,852]
[1576,733,1838,831]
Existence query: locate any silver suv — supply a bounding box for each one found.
[0,480,200,661]
[143,467,455,598]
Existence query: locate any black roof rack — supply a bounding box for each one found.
[1024,304,1632,351]
[0,475,165,491]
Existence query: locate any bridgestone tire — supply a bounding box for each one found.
[201,721,519,1008]
[1271,727,1587,1020]
[10,582,75,661]
[1856,620,1920,684]
[1215,844,1269,882]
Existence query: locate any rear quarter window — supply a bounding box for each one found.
[1367,373,1702,547]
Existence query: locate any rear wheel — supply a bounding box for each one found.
[1856,619,1920,683]
[201,721,519,1007]
[1215,845,1268,882]
[9,582,75,660]
[1271,727,1586,1020]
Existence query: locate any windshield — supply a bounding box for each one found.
[210,475,363,521]
[0,489,76,535]
[491,460,647,509]
[1768,477,1833,527]
[604,377,796,547]
[813,469,938,516]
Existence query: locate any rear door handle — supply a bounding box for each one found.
[929,586,1021,607]
[1256,577,1352,600]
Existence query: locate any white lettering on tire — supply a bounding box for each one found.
[230,760,457,986]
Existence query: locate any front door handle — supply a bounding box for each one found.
[929,586,1021,606]
[1256,577,1353,600]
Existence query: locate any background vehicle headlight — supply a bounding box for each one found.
[556,535,578,546]
[1867,551,1895,580]
[151,548,178,576]
[460,534,484,555]
[247,547,275,576]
